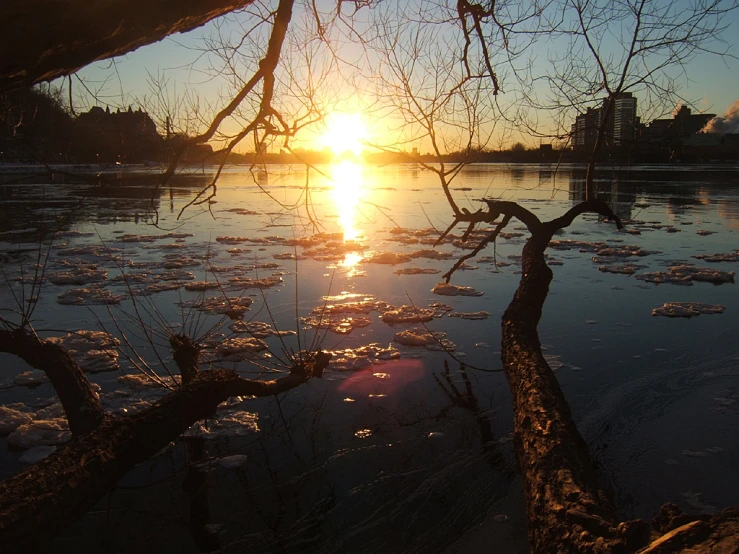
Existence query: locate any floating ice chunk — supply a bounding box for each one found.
[13,369,48,387]
[117,373,181,391]
[215,236,249,244]
[326,343,401,371]
[431,283,483,297]
[230,321,296,338]
[362,251,411,265]
[215,337,269,359]
[408,249,454,260]
[57,286,125,305]
[652,302,725,318]
[393,328,455,351]
[35,402,65,419]
[544,354,564,371]
[381,305,435,324]
[0,406,34,435]
[46,330,120,373]
[225,208,259,216]
[162,256,201,269]
[448,311,489,320]
[597,264,646,275]
[55,245,121,259]
[8,418,71,449]
[693,251,739,263]
[183,281,221,292]
[48,267,108,285]
[19,445,57,464]
[395,267,441,275]
[228,276,283,289]
[180,296,253,318]
[185,411,259,439]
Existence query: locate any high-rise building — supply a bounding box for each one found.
[572,92,639,151]
[613,93,638,145]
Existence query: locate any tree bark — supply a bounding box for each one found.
[0,364,326,553]
[0,330,104,436]
[0,0,257,91]
[501,233,649,553]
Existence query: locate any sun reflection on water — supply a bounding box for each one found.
[330,160,365,273]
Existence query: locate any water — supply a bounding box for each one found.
[1,163,738,552]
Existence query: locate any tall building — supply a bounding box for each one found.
[613,93,638,145]
[572,92,639,151]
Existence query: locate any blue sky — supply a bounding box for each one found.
[65,0,739,149]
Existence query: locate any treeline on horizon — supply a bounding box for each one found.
[3,86,739,166]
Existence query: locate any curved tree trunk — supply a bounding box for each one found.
[499,211,739,553]
[0,363,327,553]
[501,233,648,553]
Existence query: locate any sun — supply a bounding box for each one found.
[320,112,368,156]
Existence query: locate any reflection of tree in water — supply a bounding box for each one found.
[130,362,519,554]
[0,172,217,240]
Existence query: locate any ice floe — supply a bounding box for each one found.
[214,337,269,360]
[13,369,48,387]
[228,276,283,289]
[180,296,253,318]
[46,330,120,373]
[395,267,441,275]
[0,406,34,435]
[57,286,125,305]
[326,343,400,371]
[448,311,490,320]
[693,250,739,263]
[636,265,735,285]
[652,302,725,318]
[230,321,296,338]
[381,305,436,324]
[431,283,484,297]
[184,410,259,439]
[393,328,455,351]
[597,264,647,275]
[8,418,71,450]
[362,251,411,265]
[47,267,108,285]
[183,281,221,292]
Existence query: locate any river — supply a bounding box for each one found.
[1,163,738,552]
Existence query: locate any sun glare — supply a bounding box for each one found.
[321,113,368,156]
[331,160,364,243]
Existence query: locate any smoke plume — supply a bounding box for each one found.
[702,101,739,134]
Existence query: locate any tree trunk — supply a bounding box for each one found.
[501,233,648,553]
[0,0,258,91]
[0,366,323,553]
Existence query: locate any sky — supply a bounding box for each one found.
[62,0,739,151]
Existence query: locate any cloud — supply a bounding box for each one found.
[702,101,739,134]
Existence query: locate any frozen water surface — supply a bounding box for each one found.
[1,163,739,552]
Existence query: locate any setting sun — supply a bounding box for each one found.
[320,112,368,156]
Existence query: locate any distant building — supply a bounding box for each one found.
[613,93,638,146]
[572,92,640,152]
[642,105,715,145]
[72,105,162,163]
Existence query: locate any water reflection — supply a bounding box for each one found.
[331,161,365,273]
[331,161,364,242]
